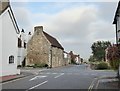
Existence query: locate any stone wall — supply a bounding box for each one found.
[26,27,50,66]
[26,26,65,68]
[51,47,64,67]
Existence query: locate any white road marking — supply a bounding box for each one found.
[52,73,57,74]
[29,76,47,81]
[54,73,64,78]
[26,80,48,91]
[95,80,100,89]
[34,72,39,75]
[88,78,97,91]
[46,73,51,74]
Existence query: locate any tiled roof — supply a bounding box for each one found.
[43,31,64,50]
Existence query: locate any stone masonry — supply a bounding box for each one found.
[26,26,64,68]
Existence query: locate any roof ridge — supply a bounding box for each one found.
[43,31,64,50]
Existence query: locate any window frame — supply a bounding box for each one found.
[9,55,14,64]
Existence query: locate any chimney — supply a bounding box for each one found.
[28,32,31,35]
[34,26,43,34]
[21,29,26,47]
[27,32,32,42]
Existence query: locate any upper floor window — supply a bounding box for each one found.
[24,42,26,49]
[18,38,22,48]
[9,55,14,64]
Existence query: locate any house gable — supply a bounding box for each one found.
[43,31,64,50]
[113,1,120,24]
[34,26,64,50]
[0,1,20,34]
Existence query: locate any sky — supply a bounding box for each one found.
[10,0,119,60]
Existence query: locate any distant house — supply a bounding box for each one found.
[0,1,20,76]
[17,29,27,66]
[64,51,71,65]
[26,26,65,68]
[113,1,120,45]
[69,51,81,64]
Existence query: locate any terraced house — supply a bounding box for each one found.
[26,26,65,68]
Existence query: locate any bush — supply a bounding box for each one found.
[107,45,120,70]
[26,65,34,67]
[96,62,109,70]
[33,63,48,68]
[17,65,22,67]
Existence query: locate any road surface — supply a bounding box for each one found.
[1,64,117,90]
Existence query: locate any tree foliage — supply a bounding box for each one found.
[91,41,111,61]
[107,45,120,70]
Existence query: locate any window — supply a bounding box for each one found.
[24,42,26,49]
[119,38,120,42]
[18,38,22,48]
[9,55,14,64]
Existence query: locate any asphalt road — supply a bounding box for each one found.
[1,64,117,90]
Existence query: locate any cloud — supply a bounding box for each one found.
[11,2,116,59]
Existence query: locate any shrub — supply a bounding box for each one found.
[26,65,34,67]
[33,63,48,68]
[17,65,22,67]
[107,45,120,70]
[96,62,109,70]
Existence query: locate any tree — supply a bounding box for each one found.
[107,45,120,70]
[91,41,111,61]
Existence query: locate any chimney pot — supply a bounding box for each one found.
[34,26,43,34]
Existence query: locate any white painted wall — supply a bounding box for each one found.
[17,48,26,65]
[0,14,2,76]
[117,16,120,43]
[0,8,20,76]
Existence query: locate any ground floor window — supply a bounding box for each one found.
[9,55,14,64]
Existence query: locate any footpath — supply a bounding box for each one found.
[0,67,48,83]
[95,76,120,90]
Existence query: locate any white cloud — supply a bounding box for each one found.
[11,2,116,59]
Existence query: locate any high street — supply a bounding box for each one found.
[1,64,117,90]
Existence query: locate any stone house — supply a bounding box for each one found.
[69,51,81,64]
[26,26,64,68]
[0,0,20,76]
[64,51,71,65]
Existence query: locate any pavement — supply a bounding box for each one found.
[0,67,48,83]
[94,76,120,90]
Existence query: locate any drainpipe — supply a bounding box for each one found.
[116,23,118,45]
[116,16,119,45]
[50,47,52,68]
